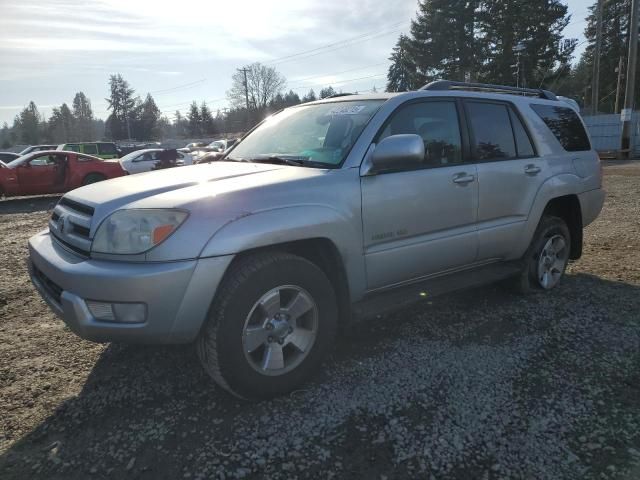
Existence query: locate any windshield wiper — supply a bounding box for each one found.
[246,155,333,169]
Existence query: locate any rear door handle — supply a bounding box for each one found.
[452,173,475,185]
[524,164,541,175]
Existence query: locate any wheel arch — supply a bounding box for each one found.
[542,194,583,259]
[221,237,352,326]
[82,172,107,183]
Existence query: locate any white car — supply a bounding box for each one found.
[119,149,193,174]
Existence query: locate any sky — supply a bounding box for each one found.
[0,0,593,125]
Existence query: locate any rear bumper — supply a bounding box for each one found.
[28,230,233,344]
[578,188,605,227]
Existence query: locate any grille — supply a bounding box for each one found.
[49,197,95,257]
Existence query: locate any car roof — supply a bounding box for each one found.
[27,150,104,159]
[300,89,567,111]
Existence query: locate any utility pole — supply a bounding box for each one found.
[592,0,604,114]
[614,56,624,114]
[621,0,639,159]
[238,67,250,130]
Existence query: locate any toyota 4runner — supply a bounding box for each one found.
[28,81,605,399]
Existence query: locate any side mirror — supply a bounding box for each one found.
[367,134,424,174]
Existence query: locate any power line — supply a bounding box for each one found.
[289,73,388,91]
[150,78,207,95]
[264,19,408,65]
[286,62,389,86]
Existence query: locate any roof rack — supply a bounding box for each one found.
[419,80,558,101]
[326,93,355,98]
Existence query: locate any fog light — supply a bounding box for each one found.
[86,301,147,323]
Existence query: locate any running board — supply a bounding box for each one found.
[352,261,522,321]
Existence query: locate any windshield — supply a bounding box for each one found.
[228,100,384,167]
[6,154,31,168]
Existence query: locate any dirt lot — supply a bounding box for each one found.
[1,164,639,480]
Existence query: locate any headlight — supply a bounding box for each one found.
[92,209,188,254]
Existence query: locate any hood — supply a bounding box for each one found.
[64,161,327,227]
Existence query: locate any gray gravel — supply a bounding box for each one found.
[1,163,639,479]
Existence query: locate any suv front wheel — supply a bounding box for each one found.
[514,215,571,293]
[197,251,338,399]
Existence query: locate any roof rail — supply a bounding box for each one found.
[419,80,558,101]
[326,93,354,98]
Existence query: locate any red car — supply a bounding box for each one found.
[0,150,126,197]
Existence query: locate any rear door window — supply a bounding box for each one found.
[466,102,516,161]
[83,144,98,155]
[509,110,536,158]
[530,104,591,151]
[98,143,117,155]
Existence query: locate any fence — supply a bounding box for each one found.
[582,112,640,159]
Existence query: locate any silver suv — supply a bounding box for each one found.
[28,81,604,399]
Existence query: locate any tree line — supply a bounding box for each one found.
[3,0,634,149]
[386,0,639,114]
[0,66,342,148]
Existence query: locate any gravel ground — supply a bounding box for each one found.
[0,163,639,480]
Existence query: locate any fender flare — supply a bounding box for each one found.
[200,204,367,300]
[515,173,582,257]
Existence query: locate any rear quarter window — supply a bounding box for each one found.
[98,143,118,155]
[83,144,99,155]
[531,104,591,152]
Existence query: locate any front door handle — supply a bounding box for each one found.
[452,173,475,184]
[524,164,541,175]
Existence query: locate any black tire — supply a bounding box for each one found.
[512,215,571,294]
[83,173,106,185]
[197,251,338,399]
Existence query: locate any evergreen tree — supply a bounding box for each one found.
[319,86,336,99]
[187,101,202,137]
[105,74,136,140]
[174,110,187,137]
[386,34,419,92]
[137,94,161,139]
[409,0,479,83]
[283,90,301,107]
[302,89,317,102]
[48,103,74,142]
[157,116,172,140]
[201,102,215,135]
[478,0,575,88]
[1,122,10,149]
[578,0,638,113]
[19,101,42,144]
[72,92,94,140]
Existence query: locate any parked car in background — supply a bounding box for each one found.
[119,148,193,174]
[27,81,604,399]
[190,139,240,162]
[118,142,161,156]
[184,142,209,152]
[207,138,239,152]
[0,152,20,163]
[57,142,120,159]
[0,150,126,197]
[19,145,57,156]
[194,151,224,164]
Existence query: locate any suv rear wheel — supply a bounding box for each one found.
[513,215,571,293]
[197,251,338,399]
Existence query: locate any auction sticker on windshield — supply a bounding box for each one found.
[329,105,366,115]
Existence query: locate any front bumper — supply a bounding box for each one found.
[28,230,233,344]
